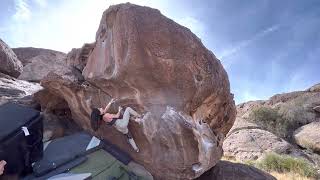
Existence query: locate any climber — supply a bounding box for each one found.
[91,98,142,152]
[0,160,6,175]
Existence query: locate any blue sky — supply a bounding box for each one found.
[0,0,319,103]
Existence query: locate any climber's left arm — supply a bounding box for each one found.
[102,98,116,113]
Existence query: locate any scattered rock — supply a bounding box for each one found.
[294,122,320,153]
[37,3,236,179]
[0,39,23,77]
[197,160,276,180]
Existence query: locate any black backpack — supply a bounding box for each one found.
[0,103,43,176]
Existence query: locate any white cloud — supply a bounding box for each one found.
[218,24,280,60]
[13,0,31,22]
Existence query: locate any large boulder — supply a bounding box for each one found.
[12,47,67,82]
[223,124,294,161]
[197,160,276,180]
[294,122,320,153]
[37,3,236,179]
[0,39,23,77]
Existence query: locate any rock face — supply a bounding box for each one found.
[294,122,320,153]
[0,39,23,77]
[197,161,276,180]
[12,47,67,82]
[36,3,236,179]
[13,47,66,66]
[66,43,95,71]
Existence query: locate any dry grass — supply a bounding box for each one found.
[221,156,238,163]
[270,171,316,180]
[255,153,317,177]
[222,154,318,179]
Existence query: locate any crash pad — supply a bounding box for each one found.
[70,149,140,180]
[33,132,101,176]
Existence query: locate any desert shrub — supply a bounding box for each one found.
[249,94,318,141]
[278,102,316,129]
[249,106,289,139]
[248,105,314,141]
[249,153,317,178]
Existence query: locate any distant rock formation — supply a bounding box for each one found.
[11,47,67,82]
[36,3,236,179]
[223,83,320,171]
[0,39,23,78]
[13,47,66,66]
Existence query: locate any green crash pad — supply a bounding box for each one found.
[70,149,140,180]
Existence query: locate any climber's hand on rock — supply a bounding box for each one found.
[109,98,116,104]
[118,106,123,112]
